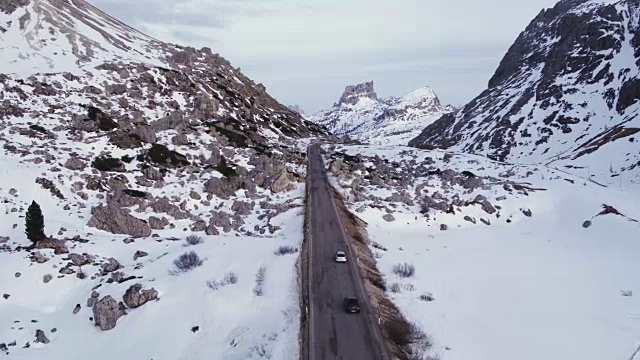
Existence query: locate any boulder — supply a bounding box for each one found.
[383,214,395,222]
[133,250,148,261]
[87,204,152,238]
[148,216,169,230]
[34,330,49,344]
[122,284,158,308]
[101,258,121,274]
[69,253,89,266]
[231,200,253,216]
[64,157,86,170]
[93,296,126,331]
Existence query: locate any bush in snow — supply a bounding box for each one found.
[390,283,401,293]
[173,251,203,273]
[25,200,46,243]
[386,319,431,348]
[251,344,272,358]
[419,293,434,302]
[274,245,298,255]
[185,234,203,246]
[393,263,415,278]
[206,271,239,290]
[253,266,266,296]
[621,290,633,297]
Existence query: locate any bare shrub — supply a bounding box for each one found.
[621,290,633,297]
[253,266,266,296]
[251,344,272,359]
[372,242,388,251]
[207,271,238,290]
[386,319,430,348]
[403,283,415,292]
[393,262,415,278]
[224,271,238,284]
[185,234,203,246]
[173,251,203,273]
[419,293,435,302]
[274,245,298,256]
[390,283,401,293]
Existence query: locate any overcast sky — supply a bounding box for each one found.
[93,0,559,113]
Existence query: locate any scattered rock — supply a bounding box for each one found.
[191,326,200,333]
[93,296,126,331]
[87,204,152,238]
[122,283,158,308]
[101,258,121,274]
[440,224,448,231]
[133,250,148,261]
[463,216,476,224]
[383,214,395,222]
[69,253,89,266]
[43,274,53,283]
[30,251,48,263]
[34,330,49,344]
[522,209,533,217]
[73,304,81,314]
[14,272,21,278]
[582,220,592,228]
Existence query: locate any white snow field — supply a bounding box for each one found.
[0,151,304,359]
[323,144,640,360]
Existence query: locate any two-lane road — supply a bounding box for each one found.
[306,144,382,360]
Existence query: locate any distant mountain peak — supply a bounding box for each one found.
[312,84,452,146]
[337,81,378,106]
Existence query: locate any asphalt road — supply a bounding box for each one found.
[306,144,382,360]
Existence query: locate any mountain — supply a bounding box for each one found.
[310,81,452,146]
[409,0,640,185]
[0,0,326,359]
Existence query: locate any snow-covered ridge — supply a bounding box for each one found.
[409,0,640,187]
[311,81,453,146]
[0,0,327,358]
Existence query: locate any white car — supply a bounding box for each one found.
[335,251,347,263]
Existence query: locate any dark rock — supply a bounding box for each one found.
[93,296,126,331]
[582,220,592,228]
[73,304,81,314]
[64,157,86,170]
[133,250,148,261]
[87,204,151,238]
[122,283,158,308]
[34,330,49,344]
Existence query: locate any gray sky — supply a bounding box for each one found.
[92,0,559,113]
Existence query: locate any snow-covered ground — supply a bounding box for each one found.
[0,150,304,359]
[323,144,640,360]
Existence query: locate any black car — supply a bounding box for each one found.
[343,297,361,313]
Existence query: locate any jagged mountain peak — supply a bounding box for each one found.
[312,84,451,145]
[337,81,378,106]
[409,0,640,185]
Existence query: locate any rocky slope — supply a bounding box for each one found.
[409,0,640,186]
[322,144,640,360]
[310,81,452,146]
[0,0,326,358]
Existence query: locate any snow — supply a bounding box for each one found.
[0,147,305,359]
[310,86,451,146]
[324,144,640,360]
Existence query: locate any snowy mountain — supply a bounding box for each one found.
[310,81,452,146]
[0,0,326,359]
[409,0,640,186]
[323,143,640,360]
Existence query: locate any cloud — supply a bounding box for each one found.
[90,0,561,113]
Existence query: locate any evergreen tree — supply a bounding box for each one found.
[25,200,45,243]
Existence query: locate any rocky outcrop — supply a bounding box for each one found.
[122,284,158,308]
[338,81,377,106]
[87,204,152,237]
[408,0,640,180]
[93,296,126,331]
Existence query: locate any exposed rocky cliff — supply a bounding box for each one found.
[410,0,640,185]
